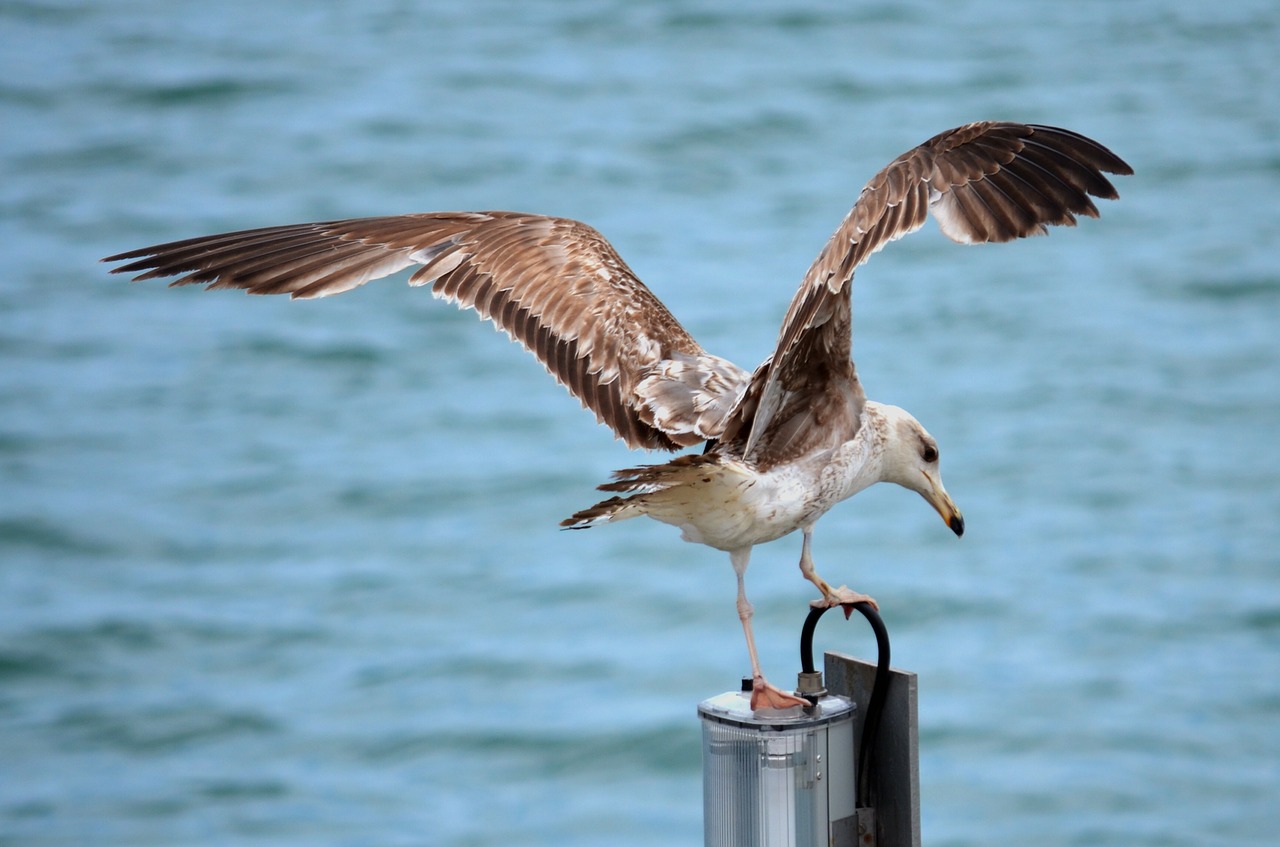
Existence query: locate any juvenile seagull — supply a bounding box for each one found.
[105,122,1130,710]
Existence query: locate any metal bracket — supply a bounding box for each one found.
[856,806,877,847]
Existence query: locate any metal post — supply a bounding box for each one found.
[823,652,921,847]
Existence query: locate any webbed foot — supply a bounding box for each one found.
[749,675,809,711]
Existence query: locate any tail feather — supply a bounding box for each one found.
[560,454,722,529]
[560,495,634,529]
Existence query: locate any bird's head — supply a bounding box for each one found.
[874,404,965,537]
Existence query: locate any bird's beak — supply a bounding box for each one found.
[921,472,964,537]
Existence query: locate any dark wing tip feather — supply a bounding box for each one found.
[928,122,1131,245]
[1027,124,1134,178]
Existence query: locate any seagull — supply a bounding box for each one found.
[104,121,1131,710]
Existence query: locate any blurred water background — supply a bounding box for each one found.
[2,1,1278,845]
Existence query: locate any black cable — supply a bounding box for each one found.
[798,601,890,810]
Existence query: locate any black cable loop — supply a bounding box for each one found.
[799,601,890,810]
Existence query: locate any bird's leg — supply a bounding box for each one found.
[731,549,808,711]
[798,526,878,616]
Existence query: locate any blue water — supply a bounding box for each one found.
[2,1,1278,845]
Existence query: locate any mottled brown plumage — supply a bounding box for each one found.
[107,211,747,451]
[728,123,1132,466]
[105,121,1131,710]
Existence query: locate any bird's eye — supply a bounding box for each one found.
[922,445,938,463]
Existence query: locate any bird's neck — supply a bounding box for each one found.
[822,403,890,502]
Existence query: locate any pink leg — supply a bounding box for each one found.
[731,548,807,710]
[797,526,878,614]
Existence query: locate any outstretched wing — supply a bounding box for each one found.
[731,122,1133,461]
[103,211,750,450]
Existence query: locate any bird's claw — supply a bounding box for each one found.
[810,585,878,618]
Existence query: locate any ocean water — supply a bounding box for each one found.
[2,1,1278,845]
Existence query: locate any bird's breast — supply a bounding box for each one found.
[657,455,854,551]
